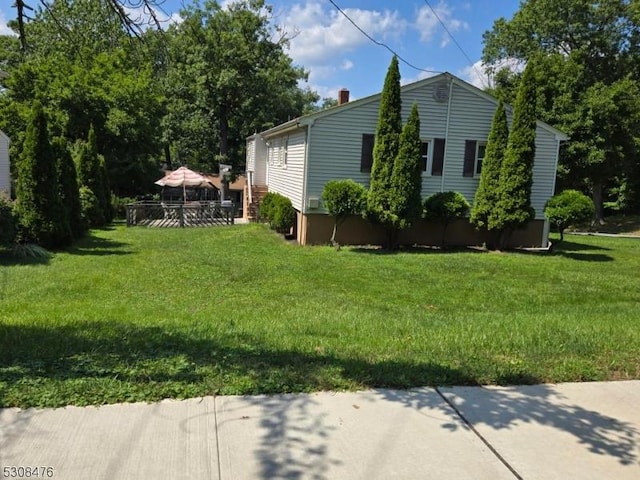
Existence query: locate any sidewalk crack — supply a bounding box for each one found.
[435,387,523,480]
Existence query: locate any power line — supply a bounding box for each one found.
[327,0,442,75]
[422,0,487,87]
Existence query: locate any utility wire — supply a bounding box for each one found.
[327,0,442,75]
[422,0,487,87]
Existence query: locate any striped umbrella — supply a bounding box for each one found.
[155,166,214,201]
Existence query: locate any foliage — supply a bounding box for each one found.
[322,179,367,245]
[0,0,164,197]
[366,56,403,247]
[259,192,295,233]
[163,0,317,171]
[14,101,70,248]
[1,225,639,407]
[489,61,537,248]
[423,191,470,247]
[389,104,423,231]
[75,126,110,227]
[545,190,595,240]
[79,186,103,229]
[0,194,17,247]
[482,0,640,220]
[112,195,138,220]
[470,99,509,237]
[52,137,85,240]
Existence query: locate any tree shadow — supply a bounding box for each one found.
[349,245,486,255]
[64,232,132,256]
[433,384,638,467]
[550,239,614,262]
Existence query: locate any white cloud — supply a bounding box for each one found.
[0,10,16,36]
[402,69,440,86]
[281,2,405,68]
[413,1,468,48]
[459,58,525,90]
[340,59,354,71]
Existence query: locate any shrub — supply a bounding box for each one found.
[0,194,18,247]
[259,192,278,222]
[260,192,295,234]
[424,191,470,247]
[79,186,103,228]
[544,189,595,241]
[112,194,137,220]
[270,194,296,234]
[322,179,367,246]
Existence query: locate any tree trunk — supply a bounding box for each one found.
[592,182,605,225]
[219,106,229,157]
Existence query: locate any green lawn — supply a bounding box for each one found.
[1,223,639,408]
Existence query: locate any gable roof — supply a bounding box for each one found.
[258,72,568,141]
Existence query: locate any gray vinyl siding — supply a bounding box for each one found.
[247,135,268,186]
[265,130,306,210]
[0,131,10,195]
[246,138,255,172]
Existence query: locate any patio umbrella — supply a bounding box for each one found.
[155,166,214,201]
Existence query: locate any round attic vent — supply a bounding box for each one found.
[433,81,450,103]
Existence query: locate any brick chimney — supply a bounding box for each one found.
[338,88,350,105]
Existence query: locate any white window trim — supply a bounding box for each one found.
[421,138,433,177]
[475,141,487,177]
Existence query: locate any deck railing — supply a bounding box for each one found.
[126,201,235,228]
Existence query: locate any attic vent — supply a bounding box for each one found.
[433,81,450,103]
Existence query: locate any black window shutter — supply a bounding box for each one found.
[431,138,445,176]
[360,134,374,173]
[463,140,477,177]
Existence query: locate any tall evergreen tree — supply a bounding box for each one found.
[76,125,110,227]
[470,99,509,245]
[367,55,402,247]
[389,103,423,231]
[14,101,67,247]
[52,137,85,240]
[490,61,537,248]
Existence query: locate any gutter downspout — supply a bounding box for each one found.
[440,75,454,192]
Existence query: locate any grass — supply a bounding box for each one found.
[1,223,639,408]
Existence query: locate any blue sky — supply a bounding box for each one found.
[0,1,521,100]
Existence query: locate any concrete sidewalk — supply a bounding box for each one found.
[1,381,638,479]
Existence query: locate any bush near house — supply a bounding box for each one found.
[260,192,295,233]
[322,179,367,246]
[424,191,470,247]
[0,194,18,247]
[545,189,595,241]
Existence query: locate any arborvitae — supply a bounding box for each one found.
[389,103,422,231]
[490,61,537,248]
[14,101,67,247]
[367,55,402,247]
[53,137,85,240]
[76,125,110,227]
[470,99,509,245]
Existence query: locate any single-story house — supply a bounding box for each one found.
[0,130,10,197]
[245,72,568,247]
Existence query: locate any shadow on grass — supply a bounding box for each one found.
[2,321,636,478]
[65,232,132,256]
[349,245,486,255]
[551,239,614,262]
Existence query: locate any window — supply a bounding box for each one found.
[475,142,486,175]
[432,138,445,176]
[281,138,289,167]
[421,141,429,171]
[360,134,374,172]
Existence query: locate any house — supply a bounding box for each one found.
[245,73,568,247]
[0,130,10,197]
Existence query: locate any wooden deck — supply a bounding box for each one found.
[126,202,236,228]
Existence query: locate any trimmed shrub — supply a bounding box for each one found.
[270,194,296,233]
[259,192,278,222]
[0,194,18,247]
[79,186,103,228]
[544,189,595,241]
[424,191,470,247]
[322,179,367,245]
[112,194,137,220]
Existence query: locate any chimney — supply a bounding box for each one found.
[338,88,350,105]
